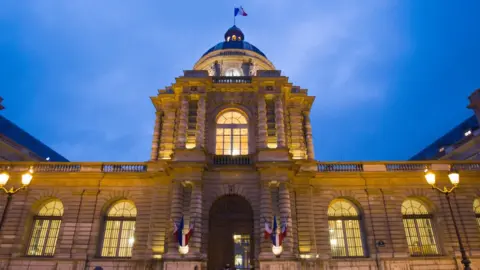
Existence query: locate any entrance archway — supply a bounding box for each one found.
[208,195,254,270]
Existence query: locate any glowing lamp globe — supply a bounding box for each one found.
[448,170,460,186]
[424,170,436,186]
[0,172,9,186]
[178,245,189,255]
[21,172,33,186]
[272,245,283,256]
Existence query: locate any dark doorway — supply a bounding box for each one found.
[208,195,254,270]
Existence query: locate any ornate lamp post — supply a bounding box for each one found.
[0,167,33,230]
[424,168,471,270]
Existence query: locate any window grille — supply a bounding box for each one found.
[215,110,248,155]
[101,200,137,257]
[27,200,63,256]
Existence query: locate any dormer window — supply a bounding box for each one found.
[232,35,237,41]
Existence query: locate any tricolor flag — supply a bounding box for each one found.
[173,216,194,247]
[234,6,248,17]
[266,216,288,247]
[264,218,272,239]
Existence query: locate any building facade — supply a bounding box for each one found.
[1,27,480,270]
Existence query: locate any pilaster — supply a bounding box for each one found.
[259,181,273,255]
[167,182,184,254]
[275,95,286,148]
[257,95,268,149]
[279,183,293,255]
[175,95,189,149]
[159,106,177,159]
[304,111,315,160]
[150,111,163,160]
[196,95,206,149]
[189,182,203,254]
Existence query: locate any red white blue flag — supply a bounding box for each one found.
[173,216,194,247]
[234,6,248,17]
[264,216,287,247]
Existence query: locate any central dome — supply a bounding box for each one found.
[202,26,266,58]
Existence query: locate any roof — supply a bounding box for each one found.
[202,40,267,58]
[410,115,479,160]
[0,115,68,162]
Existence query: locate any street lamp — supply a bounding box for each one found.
[0,167,33,230]
[424,168,471,270]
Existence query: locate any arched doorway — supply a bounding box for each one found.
[208,195,254,270]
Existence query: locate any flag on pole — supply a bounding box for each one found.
[234,6,248,17]
[173,216,194,247]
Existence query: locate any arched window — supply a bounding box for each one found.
[101,200,137,257]
[27,199,63,256]
[327,199,365,257]
[216,110,248,155]
[225,68,242,77]
[402,199,439,256]
[473,199,480,228]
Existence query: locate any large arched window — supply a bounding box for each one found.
[473,199,480,228]
[216,110,248,155]
[402,199,439,256]
[101,200,137,257]
[327,199,365,257]
[27,199,63,256]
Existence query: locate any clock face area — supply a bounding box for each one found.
[225,68,242,77]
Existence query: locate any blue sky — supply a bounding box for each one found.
[1,1,479,162]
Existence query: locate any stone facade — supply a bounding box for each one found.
[1,26,480,270]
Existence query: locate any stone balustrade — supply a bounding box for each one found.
[212,76,252,84]
[317,161,480,172]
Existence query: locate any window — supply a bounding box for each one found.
[225,68,242,77]
[327,199,365,257]
[101,200,137,257]
[216,110,248,155]
[473,199,480,228]
[402,199,439,256]
[27,200,63,256]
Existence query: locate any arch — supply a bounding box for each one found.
[327,198,365,257]
[26,199,64,256]
[401,198,439,256]
[208,195,254,270]
[100,200,137,257]
[215,109,249,156]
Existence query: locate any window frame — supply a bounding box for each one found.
[327,199,366,258]
[215,110,249,156]
[99,201,137,258]
[26,200,63,257]
[401,199,440,257]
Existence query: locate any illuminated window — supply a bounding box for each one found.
[402,199,439,256]
[216,110,248,155]
[473,199,480,228]
[232,35,237,41]
[27,200,63,256]
[465,130,472,136]
[327,199,365,257]
[101,200,137,257]
[233,234,251,268]
[225,68,242,77]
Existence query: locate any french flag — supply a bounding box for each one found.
[268,216,287,247]
[173,216,194,247]
[234,6,248,17]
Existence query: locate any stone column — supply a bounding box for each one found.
[189,183,203,253]
[159,107,176,159]
[275,96,286,148]
[260,182,273,254]
[175,96,189,149]
[257,95,267,149]
[304,111,315,159]
[168,182,184,253]
[289,108,306,159]
[150,111,162,160]
[196,96,206,150]
[279,183,293,254]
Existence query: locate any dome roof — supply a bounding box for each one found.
[202,26,267,58]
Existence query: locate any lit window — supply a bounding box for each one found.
[327,199,365,257]
[225,68,242,77]
[27,200,63,256]
[473,199,480,228]
[232,35,237,41]
[465,130,472,136]
[227,36,231,42]
[101,200,137,257]
[238,36,242,41]
[439,147,445,152]
[216,110,248,155]
[402,199,439,256]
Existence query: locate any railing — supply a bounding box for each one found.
[102,164,147,172]
[452,163,480,171]
[212,76,252,84]
[318,163,363,172]
[212,155,252,166]
[385,163,428,172]
[34,164,81,172]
